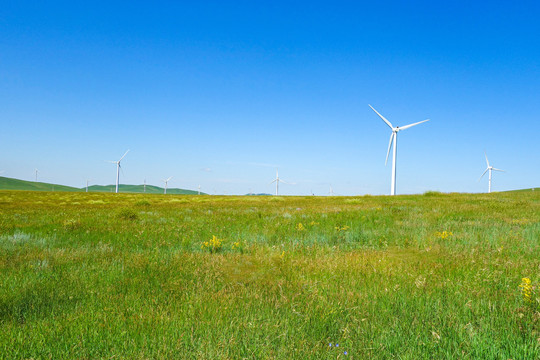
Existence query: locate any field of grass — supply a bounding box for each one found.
[0,191,538,359]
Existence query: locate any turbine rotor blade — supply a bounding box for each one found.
[478,168,488,181]
[492,168,505,172]
[385,132,394,166]
[118,149,130,162]
[399,119,430,131]
[484,152,490,167]
[369,105,394,129]
[270,179,277,184]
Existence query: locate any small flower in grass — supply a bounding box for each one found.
[344,351,348,355]
[296,223,305,231]
[201,235,223,253]
[335,343,339,347]
[519,277,533,303]
[435,230,453,239]
[329,343,332,347]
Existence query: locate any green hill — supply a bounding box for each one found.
[0,176,81,192]
[0,176,204,195]
[87,184,201,195]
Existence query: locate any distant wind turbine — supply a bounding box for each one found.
[369,105,429,196]
[107,150,129,194]
[270,169,291,196]
[163,176,173,194]
[34,168,39,182]
[143,178,147,193]
[86,179,91,192]
[479,152,504,193]
[198,184,201,195]
[328,185,336,196]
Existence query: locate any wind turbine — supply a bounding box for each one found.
[107,150,129,194]
[270,169,290,196]
[479,152,504,193]
[86,179,91,192]
[328,185,335,196]
[198,184,201,195]
[143,178,146,193]
[163,176,173,194]
[369,105,429,196]
[34,168,39,182]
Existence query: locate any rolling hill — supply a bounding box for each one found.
[0,176,203,195]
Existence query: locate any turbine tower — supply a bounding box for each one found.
[107,150,129,194]
[86,179,91,193]
[369,105,429,195]
[163,176,173,194]
[479,152,504,193]
[198,184,201,195]
[143,178,146,193]
[34,168,39,182]
[270,169,290,196]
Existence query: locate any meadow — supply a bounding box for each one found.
[0,190,538,359]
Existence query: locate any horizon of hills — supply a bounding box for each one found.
[0,176,537,196]
[0,176,204,195]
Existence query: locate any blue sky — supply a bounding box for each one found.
[1,1,539,195]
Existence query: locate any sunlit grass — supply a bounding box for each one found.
[0,190,539,358]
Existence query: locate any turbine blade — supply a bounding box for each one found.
[270,179,277,184]
[399,119,430,131]
[484,152,490,167]
[385,132,394,166]
[369,105,393,129]
[118,149,130,162]
[280,180,295,185]
[166,176,173,181]
[493,168,505,172]
[478,168,488,181]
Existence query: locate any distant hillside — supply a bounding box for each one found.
[0,176,204,195]
[503,187,539,193]
[87,184,201,195]
[0,176,81,192]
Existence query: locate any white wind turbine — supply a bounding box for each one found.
[270,169,291,196]
[369,105,429,196]
[86,179,91,192]
[479,152,504,193]
[163,176,173,194]
[198,184,201,195]
[107,150,129,194]
[34,168,39,182]
[328,185,335,196]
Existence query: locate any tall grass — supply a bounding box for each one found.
[0,191,538,359]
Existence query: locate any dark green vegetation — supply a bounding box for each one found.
[0,191,538,359]
[0,176,201,194]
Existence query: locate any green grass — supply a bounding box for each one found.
[0,191,538,359]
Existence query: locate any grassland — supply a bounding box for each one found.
[0,191,538,359]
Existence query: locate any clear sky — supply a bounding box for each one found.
[1,1,539,195]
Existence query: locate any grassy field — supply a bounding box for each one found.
[0,191,538,359]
